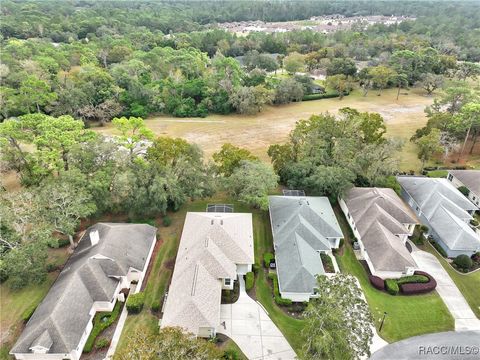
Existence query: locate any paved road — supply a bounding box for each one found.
[217,277,297,360]
[411,250,480,331]
[370,331,480,360]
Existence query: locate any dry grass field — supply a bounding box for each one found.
[95,87,434,170]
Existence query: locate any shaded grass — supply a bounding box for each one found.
[219,338,248,360]
[422,242,480,319]
[334,206,454,342]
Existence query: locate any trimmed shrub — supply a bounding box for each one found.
[453,255,473,270]
[95,337,110,350]
[263,252,274,268]
[163,216,172,227]
[400,271,437,295]
[369,275,385,290]
[385,279,399,295]
[83,302,121,353]
[57,238,71,248]
[457,186,470,197]
[252,263,260,274]
[126,292,145,314]
[245,272,254,291]
[21,304,37,322]
[151,300,160,312]
[431,240,448,258]
[396,275,429,285]
[269,273,292,306]
[46,263,58,273]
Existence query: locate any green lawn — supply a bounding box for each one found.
[333,206,454,343]
[252,210,306,354]
[422,242,480,319]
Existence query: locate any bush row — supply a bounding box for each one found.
[430,239,448,258]
[400,271,437,295]
[302,91,349,101]
[385,279,399,295]
[126,292,145,314]
[268,273,292,306]
[396,274,429,285]
[368,275,385,290]
[83,302,122,353]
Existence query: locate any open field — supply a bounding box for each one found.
[95,88,434,171]
[334,206,454,342]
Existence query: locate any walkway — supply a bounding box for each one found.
[370,330,480,360]
[217,277,297,360]
[411,250,480,331]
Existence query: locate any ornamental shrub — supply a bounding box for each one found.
[263,252,274,268]
[396,275,429,285]
[83,302,121,352]
[245,272,254,291]
[151,300,160,312]
[95,337,110,350]
[369,275,385,290]
[453,255,473,270]
[269,273,292,306]
[385,279,399,295]
[126,292,145,314]
[163,216,172,227]
[431,241,448,258]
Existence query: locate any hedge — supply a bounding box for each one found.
[302,91,349,101]
[400,271,437,295]
[453,255,473,270]
[126,292,145,314]
[396,275,429,285]
[263,252,274,268]
[369,275,385,290]
[83,302,121,353]
[245,272,254,291]
[268,273,292,306]
[385,279,399,295]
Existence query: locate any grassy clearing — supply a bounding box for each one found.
[252,210,305,354]
[94,88,433,171]
[422,242,480,319]
[333,206,454,342]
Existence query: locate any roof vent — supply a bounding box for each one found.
[90,229,100,246]
[211,219,214,225]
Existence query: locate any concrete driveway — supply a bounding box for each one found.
[411,250,480,331]
[217,277,297,360]
[370,330,480,360]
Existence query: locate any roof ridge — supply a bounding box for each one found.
[376,222,414,266]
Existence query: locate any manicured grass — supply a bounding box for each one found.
[427,170,448,178]
[422,242,480,319]
[252,209,305,354]
[334,206,454,343]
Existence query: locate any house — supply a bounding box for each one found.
[397,176,480,257]
[10,223,157,360]
[160,212,254,338]
[268,196,343,302]
[339,188,419,279]
[447,170,480,207]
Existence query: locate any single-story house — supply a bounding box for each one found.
[268,196,343,302]
[10,223,157,360]
[160,212,254,338]
[339,187,419,279]
[448,170,480,207]
[397,176,480,257]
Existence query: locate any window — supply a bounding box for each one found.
[224,278,231,286]
[448,174,453,181]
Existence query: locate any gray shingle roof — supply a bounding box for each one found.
[161,212,254,335]
[449,170,480,195]
[343,187,418,271]
[398,176,480,251]
[11,223,156,356]
[269,196,342,295]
